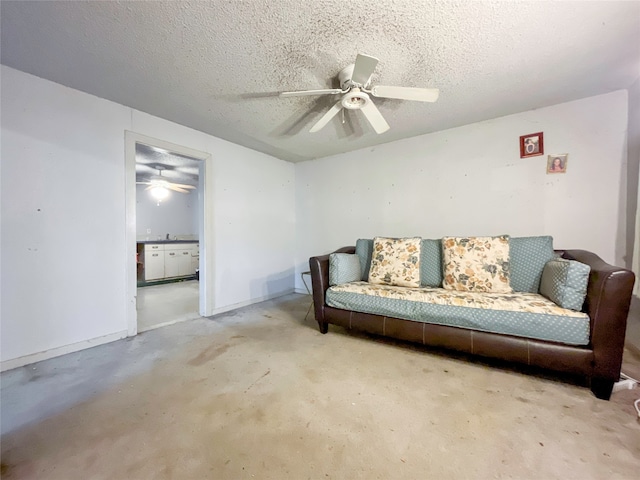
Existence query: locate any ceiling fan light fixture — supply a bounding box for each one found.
[341,89,369,110]
[150,185,170,202]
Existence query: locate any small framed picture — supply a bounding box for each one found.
[520,132,544,158]
[547,154,568,174]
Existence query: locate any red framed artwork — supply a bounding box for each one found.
[520,132,544,158]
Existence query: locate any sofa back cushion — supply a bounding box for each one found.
[509,236,555,293]
[539,258,590,310]
[420,239,443,287]
[329,253,362,286]
[356,238,374,281]
[356,238,443,287]
[368,237,422,288]
[442,235,512,293]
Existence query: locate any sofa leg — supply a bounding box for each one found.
[591,377,615,400]
[318,321,328,334]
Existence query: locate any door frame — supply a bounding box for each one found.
[124,131,215,336]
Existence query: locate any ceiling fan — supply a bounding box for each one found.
[136,166,196,194]
[279,54,439,134]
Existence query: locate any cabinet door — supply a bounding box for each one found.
[164,250,181,278]
[144,251,165,281]
[178,250,194,276]
[192,243,200,275]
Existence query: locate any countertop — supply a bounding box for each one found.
[137,240,199,244]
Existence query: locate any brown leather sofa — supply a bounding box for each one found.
[309,247,635,400]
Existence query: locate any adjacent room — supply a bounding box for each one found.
[135,142,202,332]
[1,1,639,478]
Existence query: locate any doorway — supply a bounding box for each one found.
[125,132,214,336]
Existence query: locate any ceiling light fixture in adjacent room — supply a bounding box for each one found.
[149,185,170,205]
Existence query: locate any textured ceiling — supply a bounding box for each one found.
[2,1,639,163]
[135,143,200,186]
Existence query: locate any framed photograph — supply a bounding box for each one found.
[520,132,544,158]
[547,154,568,174]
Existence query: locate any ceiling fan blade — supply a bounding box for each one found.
[170,183,196,190]
[360,101,390,134]
[280,88,343,98]
[351,54,379,86]
[371,85,440,102]
[167,185,190,193]
[309,101,343,133]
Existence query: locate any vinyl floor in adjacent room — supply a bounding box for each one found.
[1,294,639,479]
[136,280,200,332]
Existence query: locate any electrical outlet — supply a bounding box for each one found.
[612,379,637,393]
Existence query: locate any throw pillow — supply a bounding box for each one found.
[368,237,422,288]
[442,235,512,293]
[509,236,555,293]
[329,253,362,286]
[420,238,443,288]
[539,258,590,311]
[357,238,443,287]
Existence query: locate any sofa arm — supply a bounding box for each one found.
[309,246,356,323]
[560,249,635,381]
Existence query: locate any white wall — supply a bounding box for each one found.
[295,91,629,291]
[1,66,295,367]
[136,185,198,240]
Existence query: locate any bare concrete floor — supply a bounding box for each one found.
[2,293,639,479]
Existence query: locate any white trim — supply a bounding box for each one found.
[200,150,216,317]
[210,290,294,316]
[1,331,128,372]
[124,132,215,338]
[294,288,311,295]
[124,132,138,336]
[633,174,640,296]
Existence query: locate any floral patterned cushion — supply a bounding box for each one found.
[368,237,422,288]
[442,236,512,293]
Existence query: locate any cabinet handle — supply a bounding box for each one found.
[169,252,175,256]
[152,253,158,257]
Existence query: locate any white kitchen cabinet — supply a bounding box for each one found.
[144,244,165,281]
[164,249,181,277]
[178,249,194,276]
[142,242,199,282]
[191,250,199,275]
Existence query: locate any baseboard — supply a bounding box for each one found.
[1,291,302,371]
[210,289,296,316]
[294,288,310,295]
[1,330,128,372]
